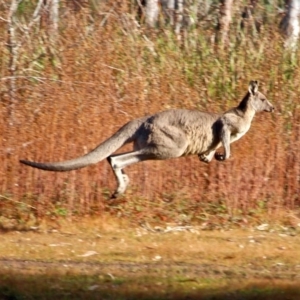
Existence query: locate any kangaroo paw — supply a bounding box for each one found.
[215,152,225,161]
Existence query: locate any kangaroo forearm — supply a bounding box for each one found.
[223,142,231,160]
[215,128,231,161]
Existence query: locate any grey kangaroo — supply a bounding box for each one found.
[20,81,274,198]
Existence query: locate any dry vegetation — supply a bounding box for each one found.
[0,217,300,299]
[1,3,300,297]
[1,1,300,226]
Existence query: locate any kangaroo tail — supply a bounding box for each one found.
[20,119,143,172]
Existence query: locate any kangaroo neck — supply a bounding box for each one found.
[236,93,256,121]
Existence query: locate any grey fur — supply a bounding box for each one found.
[20,81,274,198]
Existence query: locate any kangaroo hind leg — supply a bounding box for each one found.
[107,150,158,198]
[107,125,188,198]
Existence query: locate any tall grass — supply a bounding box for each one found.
[0,1,299,224]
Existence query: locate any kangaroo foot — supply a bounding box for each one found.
[110,173,130,199]
[199,150,215,163]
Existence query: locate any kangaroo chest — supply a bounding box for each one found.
[230,123,251,143]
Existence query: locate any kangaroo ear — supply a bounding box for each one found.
[248,80,259,95]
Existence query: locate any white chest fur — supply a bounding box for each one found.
[230,124,251,143]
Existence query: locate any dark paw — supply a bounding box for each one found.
[110,192,120,199]
[107,193,126,206]
[215,152,225,161]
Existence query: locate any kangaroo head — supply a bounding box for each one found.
[248,81,274,113]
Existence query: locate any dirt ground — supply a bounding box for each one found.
[1,217,300,299]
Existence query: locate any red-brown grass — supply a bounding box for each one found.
[1,1,300,223]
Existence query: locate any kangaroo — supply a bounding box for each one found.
[20,81,274,198]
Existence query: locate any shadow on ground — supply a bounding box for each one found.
[1,271,300,300]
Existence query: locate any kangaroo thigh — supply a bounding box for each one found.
[136,124,188,159]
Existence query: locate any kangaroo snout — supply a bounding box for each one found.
[266,103,275,112]
[262,98,274,113]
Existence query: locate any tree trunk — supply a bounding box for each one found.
[7,0,19,124]
[6,0,50,124]
[240,0,261,34]
[40,0,59,42]
[174,0,183,36]
[144,0,160,27]
[49,0,59,41]
[161,0,175,25]
[280,0,300,51]
[216,0,233,45]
